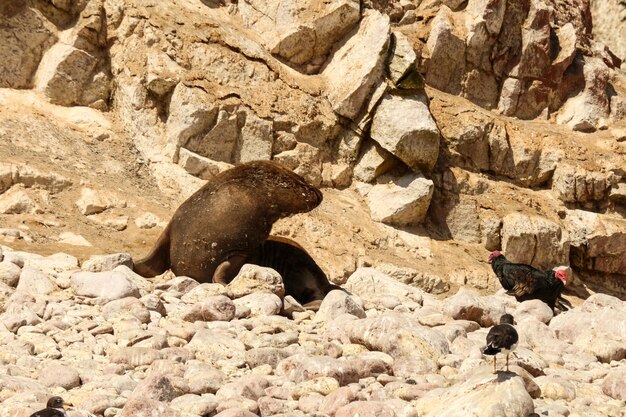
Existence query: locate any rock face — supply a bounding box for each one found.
[366,173,434,226]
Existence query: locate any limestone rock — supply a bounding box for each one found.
[0,261,21,287]
[102,297,151,323]
[424,6,466,96]
[314,289,366,322]
[134,212,162,229]
[0,187,41,215]
[353,140,397,183]
[566,210,626,276]
[556,57,611,132]
[75,188,125,216]
[371,93,440,172]
[367,173,434,226]
[118,373,182,417]
[602,369,626,401]
[0,6,57,89]
[233,293,282,317]
[344,267,424,308]
[534,376,576,401]
[442,288,505,327]
[551,163,613,204]
[238,0,360,67]
[82,253,133,272]
[418,367,534,417]
[38,364,81,390]
[227,264,285,300]
[177,149,233,181]
[70,270,140,301]
[336,401,396,417]
[322,10,390,119]
[329,312,449,361]
[388,31,417,85]
[500,213,569,269]
[182,296,236,322]
[16,268,57,295]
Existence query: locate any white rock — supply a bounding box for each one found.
[227,264,285,300]
[314,290,366,322]
[233,293,282,317]
[177,148,234,180]
[82,253,133,272]
[367,173,434,226]
[16,268,57,295]
[75,187,125,216]
[70,270,140,301]
[134,212,161,229]
[418,366,534,417]
[0,261,21,287]
[371,93,440,172]
[0,186,40,214]
[344,267,425,308]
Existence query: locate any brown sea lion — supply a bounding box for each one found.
[245,235,342,305]
[134,160,323,284]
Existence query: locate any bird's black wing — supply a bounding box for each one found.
[486,324,519,349]
[500,263,550,297]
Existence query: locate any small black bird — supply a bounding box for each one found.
[483,314,519,373]
[30,397,70,417]
[489,250,568,311]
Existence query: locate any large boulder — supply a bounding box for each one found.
[371,93,440,173]
[417,367,534,417]
[344,267,425,308]
[366,173,434,226]
[500,213,569,269]
[566,210,626,275]
[322,10,390,119]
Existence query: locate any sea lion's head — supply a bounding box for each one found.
[238,160,323,217]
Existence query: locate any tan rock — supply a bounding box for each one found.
[238,0,360,67]
[500,213,569,270]
[353,140,397,183]
[417,366,534,417]
[322,10,390,119]
[388,31,417,85]
[0,6,57,89]
[314,289,366,322]
[367,173,434,226]
[371,93,440,172]
[227,264,285,300]
[344,267,425,307]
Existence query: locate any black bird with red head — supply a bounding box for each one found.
[488,250,568,311]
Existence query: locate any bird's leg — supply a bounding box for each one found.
[493,356,497,374]
[506,353,509,372]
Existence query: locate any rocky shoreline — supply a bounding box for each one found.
[1,247,624,417]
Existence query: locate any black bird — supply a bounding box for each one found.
[483,314,519,373]
[30,397,70,417]
[488,250,568,310]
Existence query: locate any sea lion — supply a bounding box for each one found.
[245,235,342,305]
[134,160,323,284]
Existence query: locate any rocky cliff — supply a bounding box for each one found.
[0,0,626,416]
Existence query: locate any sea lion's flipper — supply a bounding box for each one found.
[133,225,171,277]
[212,254,248,285]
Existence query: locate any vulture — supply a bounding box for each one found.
[489,250,568,310]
